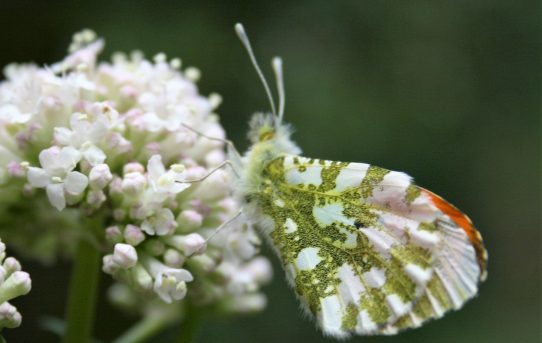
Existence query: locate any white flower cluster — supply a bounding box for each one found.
[0,239,31,330]
[0,30,271,317]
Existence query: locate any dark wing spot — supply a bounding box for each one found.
[354,220,364,229]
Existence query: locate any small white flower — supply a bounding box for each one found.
[54,112,108,165]
[0,104,32,125]
[145,257,193,303]
[141,208,177,236]
[147,155,190,195]
[27,146,88,211]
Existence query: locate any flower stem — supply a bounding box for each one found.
[62,220,102,343]
[176,302,201,343]
[113,315,170,343]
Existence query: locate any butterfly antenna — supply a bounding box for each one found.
[272,57,285,124]
[235,23,277,117]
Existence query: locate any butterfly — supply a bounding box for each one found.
[227,23,487,338]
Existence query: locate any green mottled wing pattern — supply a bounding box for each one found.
[251,155,484,337]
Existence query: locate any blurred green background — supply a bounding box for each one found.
[0,1,539,342]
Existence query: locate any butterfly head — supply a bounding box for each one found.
[248,112,276,143]
[247,112,300,155]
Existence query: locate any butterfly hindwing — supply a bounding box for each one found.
[252,155,486,337]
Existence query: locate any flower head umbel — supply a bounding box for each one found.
[0,29,271,325]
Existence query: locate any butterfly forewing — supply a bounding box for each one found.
[253,155,486,337]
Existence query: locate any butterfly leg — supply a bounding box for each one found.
[181,159,239,182]
[181,123,243,162]
[186,210,243,257]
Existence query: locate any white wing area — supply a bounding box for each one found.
[256,155,485,337]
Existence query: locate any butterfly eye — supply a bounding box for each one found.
[258,127,275,142]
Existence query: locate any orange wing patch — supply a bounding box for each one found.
[422,189,488,282]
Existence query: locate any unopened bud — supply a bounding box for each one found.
[113,244,138,269]
[187,254,216,272]
[163,249,185,268]
[123,162,145,175]
[167,233,206,257]
[177,210,203,232]
[89,164,113,190]
[105,226,123,243]
[0,271,31,304]
[130,264,153,291]
[102,255,119,274]
[121,172,147,195]
[184,67,200,82]
[3,257,21,276]
[87,190,106,208]
[0,302,21,329]
[124,225,145,246]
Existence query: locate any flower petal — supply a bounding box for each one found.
[27,167,49,188]
[46,183,66,211]
[38,147,60,171]
[147,155,165,181]
[58,147,81,171]
[82,145,106,165]
[53,127,73,146]
[64,171,88,195]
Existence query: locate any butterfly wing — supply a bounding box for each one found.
[252,155,487,337]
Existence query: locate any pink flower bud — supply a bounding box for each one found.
[89,164,113,189]
[177,210,203,232]
[124,225,145,246]
[113,243,138,269]
[163,249,185,268]
[123,162,145,175]
[108,176,123,196]
[167,233,206,257]
[102,255,119,274]
[86,190,106,208]
[121,172,146,195]
[105,226,123,243]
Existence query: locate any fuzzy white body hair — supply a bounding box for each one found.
[230,113,300,219]
[228,113,324,330]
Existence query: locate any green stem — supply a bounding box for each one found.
[62,219,102,343]
[176,303,201,343]
[113,315,170,343]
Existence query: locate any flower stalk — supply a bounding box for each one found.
[113,314,170,343]
[176,302,200,343]
[62,216,102,343]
